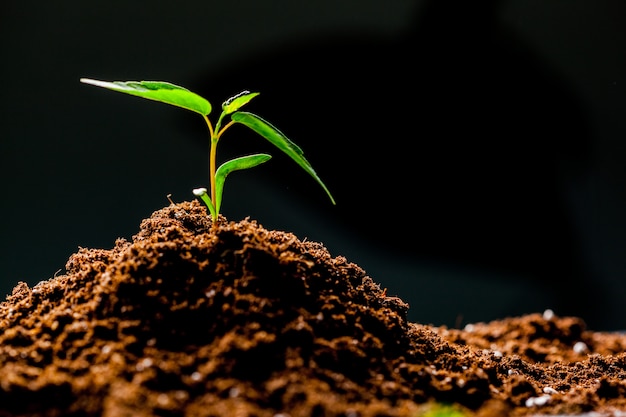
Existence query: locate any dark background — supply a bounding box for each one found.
[2,0,625,330]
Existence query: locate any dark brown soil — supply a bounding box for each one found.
[2,200,626,417]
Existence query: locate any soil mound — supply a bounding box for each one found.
[1,200,625,416]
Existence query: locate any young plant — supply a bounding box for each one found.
[80,78,335,224]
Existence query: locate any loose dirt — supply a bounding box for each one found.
[1,200,625,416]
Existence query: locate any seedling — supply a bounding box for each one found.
[80,78,335,224]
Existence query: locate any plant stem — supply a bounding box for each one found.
[203,115,218,224]
[217,120,235,138]
[209,138,218,215]
[204,116,236,224]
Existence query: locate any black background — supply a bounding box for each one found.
[2,0,625,330]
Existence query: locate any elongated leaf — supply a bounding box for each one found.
[231,111,335,205]
[222,91,259,115]
[80,78,212,116]
[215,153,272,213]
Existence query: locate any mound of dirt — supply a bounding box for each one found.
[1,200,625,416]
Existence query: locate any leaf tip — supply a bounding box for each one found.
[80,78,108,88]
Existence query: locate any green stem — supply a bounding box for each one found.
[209,137,218,211]
[203,115,219,224]
[201,113,248,224]
[217,120,236,138]
[192,188,216,219]
[208,119,235,223]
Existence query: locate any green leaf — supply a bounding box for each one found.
[222,91,259,115]
[214,153,272,213]
[231,111,336,205]
[80,78,212,116]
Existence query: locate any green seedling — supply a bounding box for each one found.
[80,78,335,224]
[418,403,470,417]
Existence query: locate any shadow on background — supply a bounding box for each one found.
[189,0,605,326]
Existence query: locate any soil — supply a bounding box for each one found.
[1,200,626,417]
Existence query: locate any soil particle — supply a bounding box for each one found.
[1,200,625,417]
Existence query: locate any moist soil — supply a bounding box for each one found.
[1,200,626,417]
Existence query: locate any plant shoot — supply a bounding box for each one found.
[80,78,335,223]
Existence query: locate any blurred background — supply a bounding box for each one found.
[1,0,625,330]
